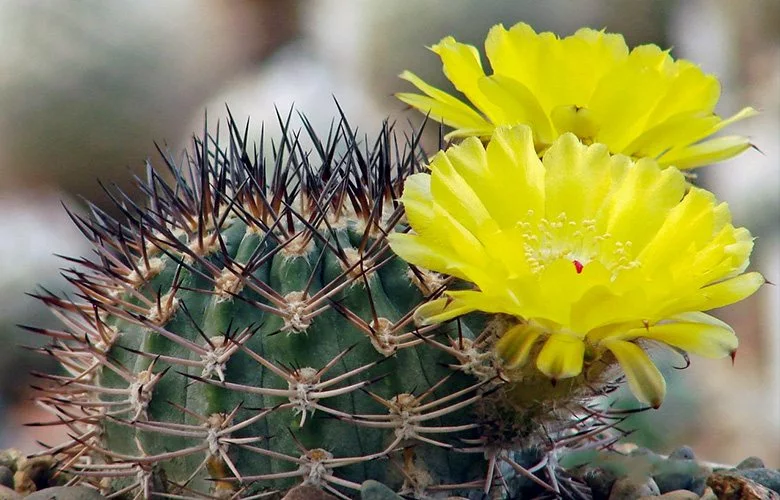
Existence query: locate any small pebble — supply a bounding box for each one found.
[653,458,708,495]
[708,472,780,500]
[639,489,699,499]
[283,484,337,500]
[736,469,780,494]
[584,467,618,500]
[0,467,11,489]
[361,480,403,500]
[668,446,696,461]
[738,457,767,470]
[609,476,660,500]
[13,456,56,495]
[0,485,21,500]
[0,451,20,471]
[699,487,718,500]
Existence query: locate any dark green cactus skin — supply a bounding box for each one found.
[32,117,498,498]
[102,221,481,493]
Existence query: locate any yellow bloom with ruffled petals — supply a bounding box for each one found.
[388,126,763,407]
[398,22,756,169]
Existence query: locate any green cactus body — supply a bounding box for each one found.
[30,117,506,499]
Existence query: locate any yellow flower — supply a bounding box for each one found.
[388,126,763,407]
[397,22,756,169]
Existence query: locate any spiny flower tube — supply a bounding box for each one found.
[397,22,756,169]
[388,126,764,408]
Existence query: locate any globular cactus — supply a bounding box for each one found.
[27,112,617,499]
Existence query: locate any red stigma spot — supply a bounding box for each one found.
[573,260,584,274]
[730,350,737,365]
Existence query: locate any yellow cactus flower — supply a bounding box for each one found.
[397,23,756,169]
[388,126,763,407]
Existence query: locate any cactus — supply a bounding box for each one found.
[27,112,619,499]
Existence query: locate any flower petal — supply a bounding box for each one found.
[623,112,721,159]
[398,173,435,237]
[429,139,498,237]
[698,272,765,310]
[644,64,720,126]
[550,105,600,141]
[400,23,755,167]
[602,157,687,253]
[604,339,666,408]
[432,37,501,122]
[658,135,754,169]
[542,133,615,223]
[589,45,670,151]
[484,23,543,96]
[536,333,585,380]
[496,322,544,368]
[412,297,475,325]
[663,272,765,314]
[477,75,554,144]
[397,70,492,132]
[638,187,718,273]
[640,315,738,358]
[387,233,471,282]
[396,170,493,278]
[483,126,545,225]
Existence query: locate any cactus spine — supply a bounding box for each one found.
[29,113,619,499]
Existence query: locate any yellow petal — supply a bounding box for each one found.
[542,133,614,223]
[483,126,545,225]
[432,36,502,122]
[445,289,521,314]
[399,173,434,237]
[535,259,613,325]
[477,75,555,144]
[550,105,600,141]
[658,135,754,169]
[546,29,628,108]
[639,314,738,358]
[535,333,585,380]
[638,187,717,273]
[590,45,670,151]
[484,23,542,94]
[413,290,518,325]
[387,233,471,282]
[711,107,759,132]
[655,107,758,167]
[398,70,491,132]
[602,157,686,252]
[429,140,497,237]
[667,272,765,314]
[623,112,720,159]
[401,24,755,167]
[644,65,720,127]
[572,285,648,334]
[701,272,766,311]
[412,297,474,325]
[398,171,491,274]
[603,339,666,408]
[429,203,490,270]
[496,322,544,368]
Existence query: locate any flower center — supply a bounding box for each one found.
[519,211,639,277]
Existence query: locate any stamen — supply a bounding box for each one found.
[521,212,639,277]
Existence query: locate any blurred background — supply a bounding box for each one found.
[0,0,777,467]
